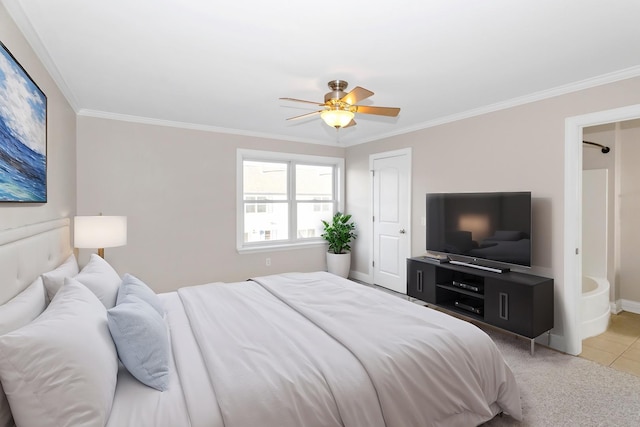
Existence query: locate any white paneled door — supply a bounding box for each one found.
[371,150,411,293]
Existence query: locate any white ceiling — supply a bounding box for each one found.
[4,0,640,146]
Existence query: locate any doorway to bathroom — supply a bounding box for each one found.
[564,104,640,357]
[579,120,640,375]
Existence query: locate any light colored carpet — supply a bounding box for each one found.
[482,329,640,426]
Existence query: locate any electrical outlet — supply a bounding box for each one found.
[421,216,426,226]
[265,257,271,266]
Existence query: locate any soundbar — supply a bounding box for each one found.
[449,260,509,274]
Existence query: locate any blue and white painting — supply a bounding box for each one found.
[0,41,47,203]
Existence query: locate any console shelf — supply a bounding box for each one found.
[407,256,554,355]
[436,284,485,299]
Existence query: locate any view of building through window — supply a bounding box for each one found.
[242,160,336,244]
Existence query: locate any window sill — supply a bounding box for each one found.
[237,240,327,254]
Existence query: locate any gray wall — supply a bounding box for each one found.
[76,116,345,292]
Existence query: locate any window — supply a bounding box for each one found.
[237,149,344,252]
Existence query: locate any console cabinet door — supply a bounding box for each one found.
[484,278,533,337]
[406,260,436,304]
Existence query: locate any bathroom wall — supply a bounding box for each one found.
[619,119,640,310]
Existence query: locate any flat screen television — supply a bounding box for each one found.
[426,191,531,271]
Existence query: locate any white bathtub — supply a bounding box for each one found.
[580,276,611,340]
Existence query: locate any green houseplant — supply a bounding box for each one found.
[321,212,357,254]
[321,212,357,277]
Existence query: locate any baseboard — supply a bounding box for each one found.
[620,299,640,315]
[611,300,623,314]
[348,270,372,284]
[541,332,568,354]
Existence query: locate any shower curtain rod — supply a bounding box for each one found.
[583,140,610,154]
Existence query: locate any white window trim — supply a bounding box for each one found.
[237,149,345,253]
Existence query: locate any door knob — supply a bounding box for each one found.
[399,229,406,234]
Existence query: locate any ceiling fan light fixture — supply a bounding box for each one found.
[320,109,354,128]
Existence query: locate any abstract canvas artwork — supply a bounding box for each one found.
[0,41,47,203]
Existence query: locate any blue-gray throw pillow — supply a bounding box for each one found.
[116,273,164,317]
[107,296,169,391]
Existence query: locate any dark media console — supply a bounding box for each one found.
[407,256,554,355]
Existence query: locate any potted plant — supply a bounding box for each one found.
[321,212,357,278]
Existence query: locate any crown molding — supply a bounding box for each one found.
[80,61,640,148]
[77,109,341,146]
[66,64,640,149]
[344,65,640,147]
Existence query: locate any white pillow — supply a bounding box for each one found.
[0,277,48,427]
[41,253,79,301]
[0,278,119,427]
[0,276,47,335]
[74,253,122,309]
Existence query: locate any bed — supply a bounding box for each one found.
[0,219,522,427]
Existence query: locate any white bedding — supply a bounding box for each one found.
[107,291,221,427]
[107,271,522,427]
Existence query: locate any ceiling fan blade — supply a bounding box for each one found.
[286,110,322,121]
[355,105,401,117]
[280,97,325,106]
[343,119,356,128]
[340,86,374,105]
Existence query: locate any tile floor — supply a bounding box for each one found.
[580,311,640,377]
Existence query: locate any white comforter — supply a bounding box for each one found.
[107,272,522,427]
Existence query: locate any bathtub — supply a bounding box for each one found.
[580,275,611,340]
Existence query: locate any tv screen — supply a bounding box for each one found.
[426,191,531,268]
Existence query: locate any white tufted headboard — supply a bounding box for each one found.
[0,218,72,305]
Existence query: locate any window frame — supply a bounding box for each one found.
[237,149,344,253]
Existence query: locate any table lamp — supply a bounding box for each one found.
[74,215,127,258]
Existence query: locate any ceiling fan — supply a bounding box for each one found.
[280,80,400,129]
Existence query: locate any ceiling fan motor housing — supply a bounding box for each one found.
[324,80,349,104]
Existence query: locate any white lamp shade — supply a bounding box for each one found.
[74,216,127,248]
[320,109,354,128]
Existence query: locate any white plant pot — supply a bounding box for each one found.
[326,252,351,278]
